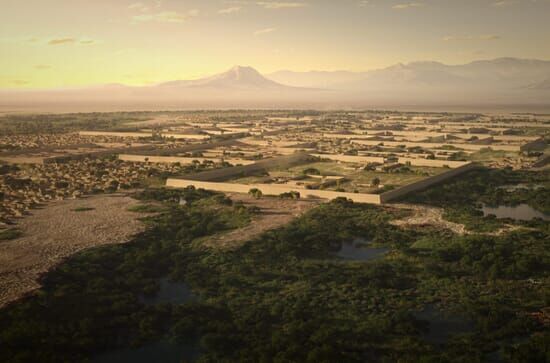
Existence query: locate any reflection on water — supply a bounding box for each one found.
[139,278,195,305]
[413,304,473,344]
[482,203,549,221]
[94,340,199,363]
[336,238,389,261]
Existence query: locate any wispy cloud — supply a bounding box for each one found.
[128,1,162,12]
[443,34,501,41]
[47,38,96,45]
[48,38,76,45]
[392,2,425,9]
[254,27,276,36]
[12,80,29,86]
[358,0,370,7]
[133,10,199,23]
[256,2,307,9]
[492,0,518,6]
[218,6,242,14]
[34,64,52,70]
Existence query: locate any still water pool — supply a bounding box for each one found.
[481,204,549,221]
[336,238,389,261]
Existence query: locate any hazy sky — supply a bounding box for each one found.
[1,0,549,88]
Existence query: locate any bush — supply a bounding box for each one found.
[248,188,263,199]
[279,191,300,199]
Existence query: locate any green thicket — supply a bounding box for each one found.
[405,167,550,231]
[0,188,548,363]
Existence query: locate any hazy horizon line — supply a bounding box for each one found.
[4,56,550,91]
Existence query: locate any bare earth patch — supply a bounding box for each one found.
[389,203,523,236]
[202,193,319,250]
[0,194,148,308]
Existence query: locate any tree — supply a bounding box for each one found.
[371,177,381,187]
[248,188,263,199]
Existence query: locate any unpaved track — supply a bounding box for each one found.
[0,194,147,308]
[389,203,523,236]
[202,194,319,250]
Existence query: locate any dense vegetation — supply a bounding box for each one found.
[406,167,550,231]
[0,186,548,362]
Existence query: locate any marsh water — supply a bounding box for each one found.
[336,238,389,261]
[95,279,198,362]
[481,203,549,221]
[139,278,195,305]
[94,340,200,363]
[413,304,474,344]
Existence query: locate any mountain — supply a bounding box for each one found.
[160,66,290,89]
[1,59,549,112]
[528,78,550,90]
[266,58,550,91]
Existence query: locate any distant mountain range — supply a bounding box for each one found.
[1,58,549,112]
[267,58,550,91]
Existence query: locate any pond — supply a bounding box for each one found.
[139,278,195,305]
[413,304,474,345]
[94,339,200,363]
[481,203,549,221]
[336,238,389,261]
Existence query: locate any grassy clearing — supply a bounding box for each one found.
[0,228,22,241]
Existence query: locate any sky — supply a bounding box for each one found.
[1,0,549,88]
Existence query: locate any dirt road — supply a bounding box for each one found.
[202,194,319,250]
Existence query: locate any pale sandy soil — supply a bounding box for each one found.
[389,203,523,236]
[0,194,148,308]
[124,116,187,127]
[201,193,319,250]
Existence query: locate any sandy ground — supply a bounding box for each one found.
[202,193,319,250]
[124,116,187,127]
[389,203,523,236]
[0,194,148,308]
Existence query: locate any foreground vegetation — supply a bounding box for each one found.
[0,185,548,362]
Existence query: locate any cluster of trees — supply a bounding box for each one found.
[279,191,301,199]
[0,185,548,362]
[0,113,141,135]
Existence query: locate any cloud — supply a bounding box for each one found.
[34,65,52,70]
[133,10,199,23]
[12,80,29,86]
[128,1,162,12]
[48,38,76,45]
[79,39,95,45]
[392,2,425,9]
[218,6,242,14]
[256,2,307,9]
[443,34,501,41]
[492,0,518,6]
[254,27,276,35]
[358,0,370,7]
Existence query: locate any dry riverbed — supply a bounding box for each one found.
[0,194,148,308]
